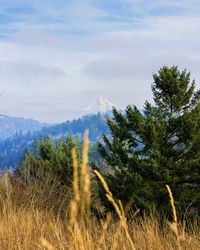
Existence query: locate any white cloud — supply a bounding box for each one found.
[0,60,67,79]
[0,0,200,122]
[84,13,200,81]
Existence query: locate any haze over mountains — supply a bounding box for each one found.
[0,114,49,140]
[0,97,117,169]
[0,96,115,139]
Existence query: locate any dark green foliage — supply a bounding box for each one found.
[98,66,200,216]
[88,142,109,173]
[17,135,81,187]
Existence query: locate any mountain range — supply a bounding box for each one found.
[0,114,48,140]
[0,96,121,169]
[0,112,111,169]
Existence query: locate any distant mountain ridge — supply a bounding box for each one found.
[0,112,111,169]
[0,114,49,140]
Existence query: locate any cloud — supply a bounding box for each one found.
[84,13,200,81]
[0,60,67,79]
[84,57,141,79]
[0,0,200,122]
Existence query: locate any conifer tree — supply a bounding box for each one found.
[17,135,81,187]
[98,66,200,215]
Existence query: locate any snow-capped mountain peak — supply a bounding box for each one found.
[83,97,115,114]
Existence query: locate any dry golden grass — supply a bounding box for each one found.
[0,132,199,249]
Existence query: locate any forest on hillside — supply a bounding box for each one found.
[0,112,110,169]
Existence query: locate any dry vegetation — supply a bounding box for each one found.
[0,133,199,249]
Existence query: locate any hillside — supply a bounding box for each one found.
[0,114,48,140]
[0,112,110,169]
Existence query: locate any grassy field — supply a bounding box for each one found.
[0,134,199,249]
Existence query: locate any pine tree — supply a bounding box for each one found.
[17,135,81,187]
[98,66,200,216]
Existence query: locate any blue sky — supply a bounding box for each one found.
[0,0,200,123]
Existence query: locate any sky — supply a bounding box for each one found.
[0,0,200,123]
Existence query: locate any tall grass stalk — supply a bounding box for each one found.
[0,133,198,249]
[166,184,182,250]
